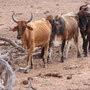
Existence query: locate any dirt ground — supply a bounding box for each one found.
[0,0,90,90]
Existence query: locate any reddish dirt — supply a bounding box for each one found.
[0,0,90,90]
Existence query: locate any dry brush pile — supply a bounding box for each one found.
[0,36,37,90]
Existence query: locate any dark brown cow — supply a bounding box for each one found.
[12,13,52,69]
[79,3,90,11]
[78,4,90,56]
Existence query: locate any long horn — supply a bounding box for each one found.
[12,12,18,23]
[26,13,33,23]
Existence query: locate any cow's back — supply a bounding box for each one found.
[28,20,52,47]
[62,16,78,40]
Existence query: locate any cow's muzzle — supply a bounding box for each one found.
[80,25,86,32]
[81,27,86,32]
[17,35,22,39]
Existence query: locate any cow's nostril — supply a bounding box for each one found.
[17,35,22,39]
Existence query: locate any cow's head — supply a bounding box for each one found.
[12,12,33,39]
[79,3,90,11]
[78,11,88,31]
[46,15,55,32]
[54,15,65,35]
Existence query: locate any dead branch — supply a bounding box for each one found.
[0,59,16,90]
[0,36,41,90]
[0,36,18,47]
[0,36,42,54]
[0,83,5,90]
[15,65,31,73]
[0,48,16,90]
[28,79,37,90]
[0,36,25,52]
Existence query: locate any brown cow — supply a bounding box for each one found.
[12,13,52,69]
[45,14,81,62]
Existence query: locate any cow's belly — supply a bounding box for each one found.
[35,35,50,47]
[35,37,50,47]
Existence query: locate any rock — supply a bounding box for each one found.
[44,11,50,14]
[67,76,72,80]
[22,80,28,85]
[56,4,59,6]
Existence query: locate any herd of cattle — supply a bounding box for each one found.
[11,3,90,70]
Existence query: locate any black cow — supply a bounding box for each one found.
[79,3,90,11]
[78,6,90,57]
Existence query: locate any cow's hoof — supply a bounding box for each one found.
[60,59,64,63]
[60,57,64,62]
[24,69,29,74]
[84,53,87,57]
[47,61,50,64]
[84,55,87,57]
[43,64,47,68]
[47,58,50,64]
[30,65,34,69]
[63,57,66,60]
[88,49,90,52]
[77,54,81,58]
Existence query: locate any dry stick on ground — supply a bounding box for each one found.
[0,36,42,72]
[27,79,37,90]
[0,36,25,52]
[0,37,38,89]
[0,36,41,55]
[0,48,16,90]
[0,59,16,90]
[0,36,41,63]
[0,48,36,90]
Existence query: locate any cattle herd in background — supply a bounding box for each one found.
[12,3,90,71]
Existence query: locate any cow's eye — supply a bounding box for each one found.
[16,26,19,30]
[16,27,19,32]
[23,26,26,30]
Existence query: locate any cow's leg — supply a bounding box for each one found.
[73,35,81,58]
[40,47,44,58]
[83,39,87,57]
[80,31,87,56]
[47,47,52,63]
[41,37,53,63]
[24,47,34,73]
[83,36,88,57]
[88,41,90,52]
[85,36,88,55]
[40,47,52,64]
[47,31,55,63]
[88,33,90,52]
[47,37,53,63]
[27,44,34,69]
[65,41,71,59]
[61,39,66,62]
[43,43,49,68]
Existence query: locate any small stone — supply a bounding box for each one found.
[22,80,28,85]
[44,11,50,14]
[28,77,33,80]
[67,76,72,80]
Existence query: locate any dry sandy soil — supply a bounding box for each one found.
[0,0,90,90]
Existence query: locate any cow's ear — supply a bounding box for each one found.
[27,26,33,30]
[12,26,18,32]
